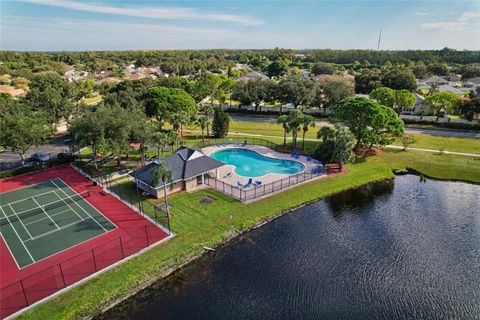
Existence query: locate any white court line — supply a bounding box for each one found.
[24,218,89,242]
[6,190,88,219]
[52,190,85,221]
[50,179,108,232]
[5,188,61,206]
[7,204,34,239]
[31,197,60,230]
[0,205,35,263]
[24,208,73,227]
[56,178,117,228]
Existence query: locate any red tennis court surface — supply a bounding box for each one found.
[0,165,170,319]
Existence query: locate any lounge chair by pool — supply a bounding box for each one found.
[244,178,253,188]
[306,155,312,161]
[237,181,243,188]
[254,180,262,186]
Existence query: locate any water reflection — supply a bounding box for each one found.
[325,179,394,218]
[99,176,480,320]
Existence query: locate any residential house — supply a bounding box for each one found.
[131,147,224,199]
[232,63,252,72]
[422,76,449,85]
[237,71,269,82]
[464,77,480,87]
[438,84,463,96]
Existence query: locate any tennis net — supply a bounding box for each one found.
[0,190,90,226]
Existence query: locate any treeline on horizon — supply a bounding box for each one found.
[1,48,479,72]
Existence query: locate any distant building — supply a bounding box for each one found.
[237,71,269,82]
[464,77,480,87]
[438,84,463,96]
[232,63,252,72]
[422,76,449,85]
[447,74,461,82]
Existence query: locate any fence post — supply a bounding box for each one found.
[145,225,149,246]
[20,279,29,306]
[92,249,97,272]
[58,263,67,288]
[119,236,125,258]
[263,184,266,196]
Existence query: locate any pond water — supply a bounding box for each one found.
[100,175,480,320]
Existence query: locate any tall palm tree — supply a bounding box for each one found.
[178,111,192,137]
[286,110,303,150]
[150,162,174,224]
[169,113,182,134]
[201,105,214,137]
[277,114,290,147]
[167,130,181,154]
[300,114,315,150]
[197,115,209,143]
[150,131,168,158]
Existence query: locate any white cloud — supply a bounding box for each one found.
[22,0,264,26]
[414,12,433,16]
[421,21,467,31]
[457,11,480,22]
[0,16,299,51]
[420,11,480,32]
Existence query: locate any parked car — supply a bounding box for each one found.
[30,152,50,162]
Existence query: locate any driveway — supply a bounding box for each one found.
[0,136,72,171]
[230,114,480,139]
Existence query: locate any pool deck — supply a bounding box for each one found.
[202,144,320,186]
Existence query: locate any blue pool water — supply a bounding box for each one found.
[210,148,304,177]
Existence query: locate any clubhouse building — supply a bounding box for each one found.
[131,147,224,198]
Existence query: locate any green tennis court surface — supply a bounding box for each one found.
[0,178,116,268]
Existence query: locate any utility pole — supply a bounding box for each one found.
[377,28,382,51]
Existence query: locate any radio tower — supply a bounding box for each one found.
[377,28,382,51]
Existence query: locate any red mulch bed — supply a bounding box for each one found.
[325,163,348,176]
[354,147,384,157]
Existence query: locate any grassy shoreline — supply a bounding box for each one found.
[14,150,480,320]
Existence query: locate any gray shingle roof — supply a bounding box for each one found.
[131,147,224,188]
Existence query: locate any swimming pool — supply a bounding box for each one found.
[210,148,304,177]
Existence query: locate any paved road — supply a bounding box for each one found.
[230,114,480,139]
[0,136,71,171]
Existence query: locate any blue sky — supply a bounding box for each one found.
[1,0,479,51]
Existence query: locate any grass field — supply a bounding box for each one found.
[176,120,480,154]
[16,147,480,320]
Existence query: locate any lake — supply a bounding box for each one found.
[99,175,480,320]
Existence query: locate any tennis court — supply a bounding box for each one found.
[0,178,116,268]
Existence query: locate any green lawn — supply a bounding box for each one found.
[16,148,480,320]
[83,92,102,105]
[230,120,480,154]
[391,133,480,154]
